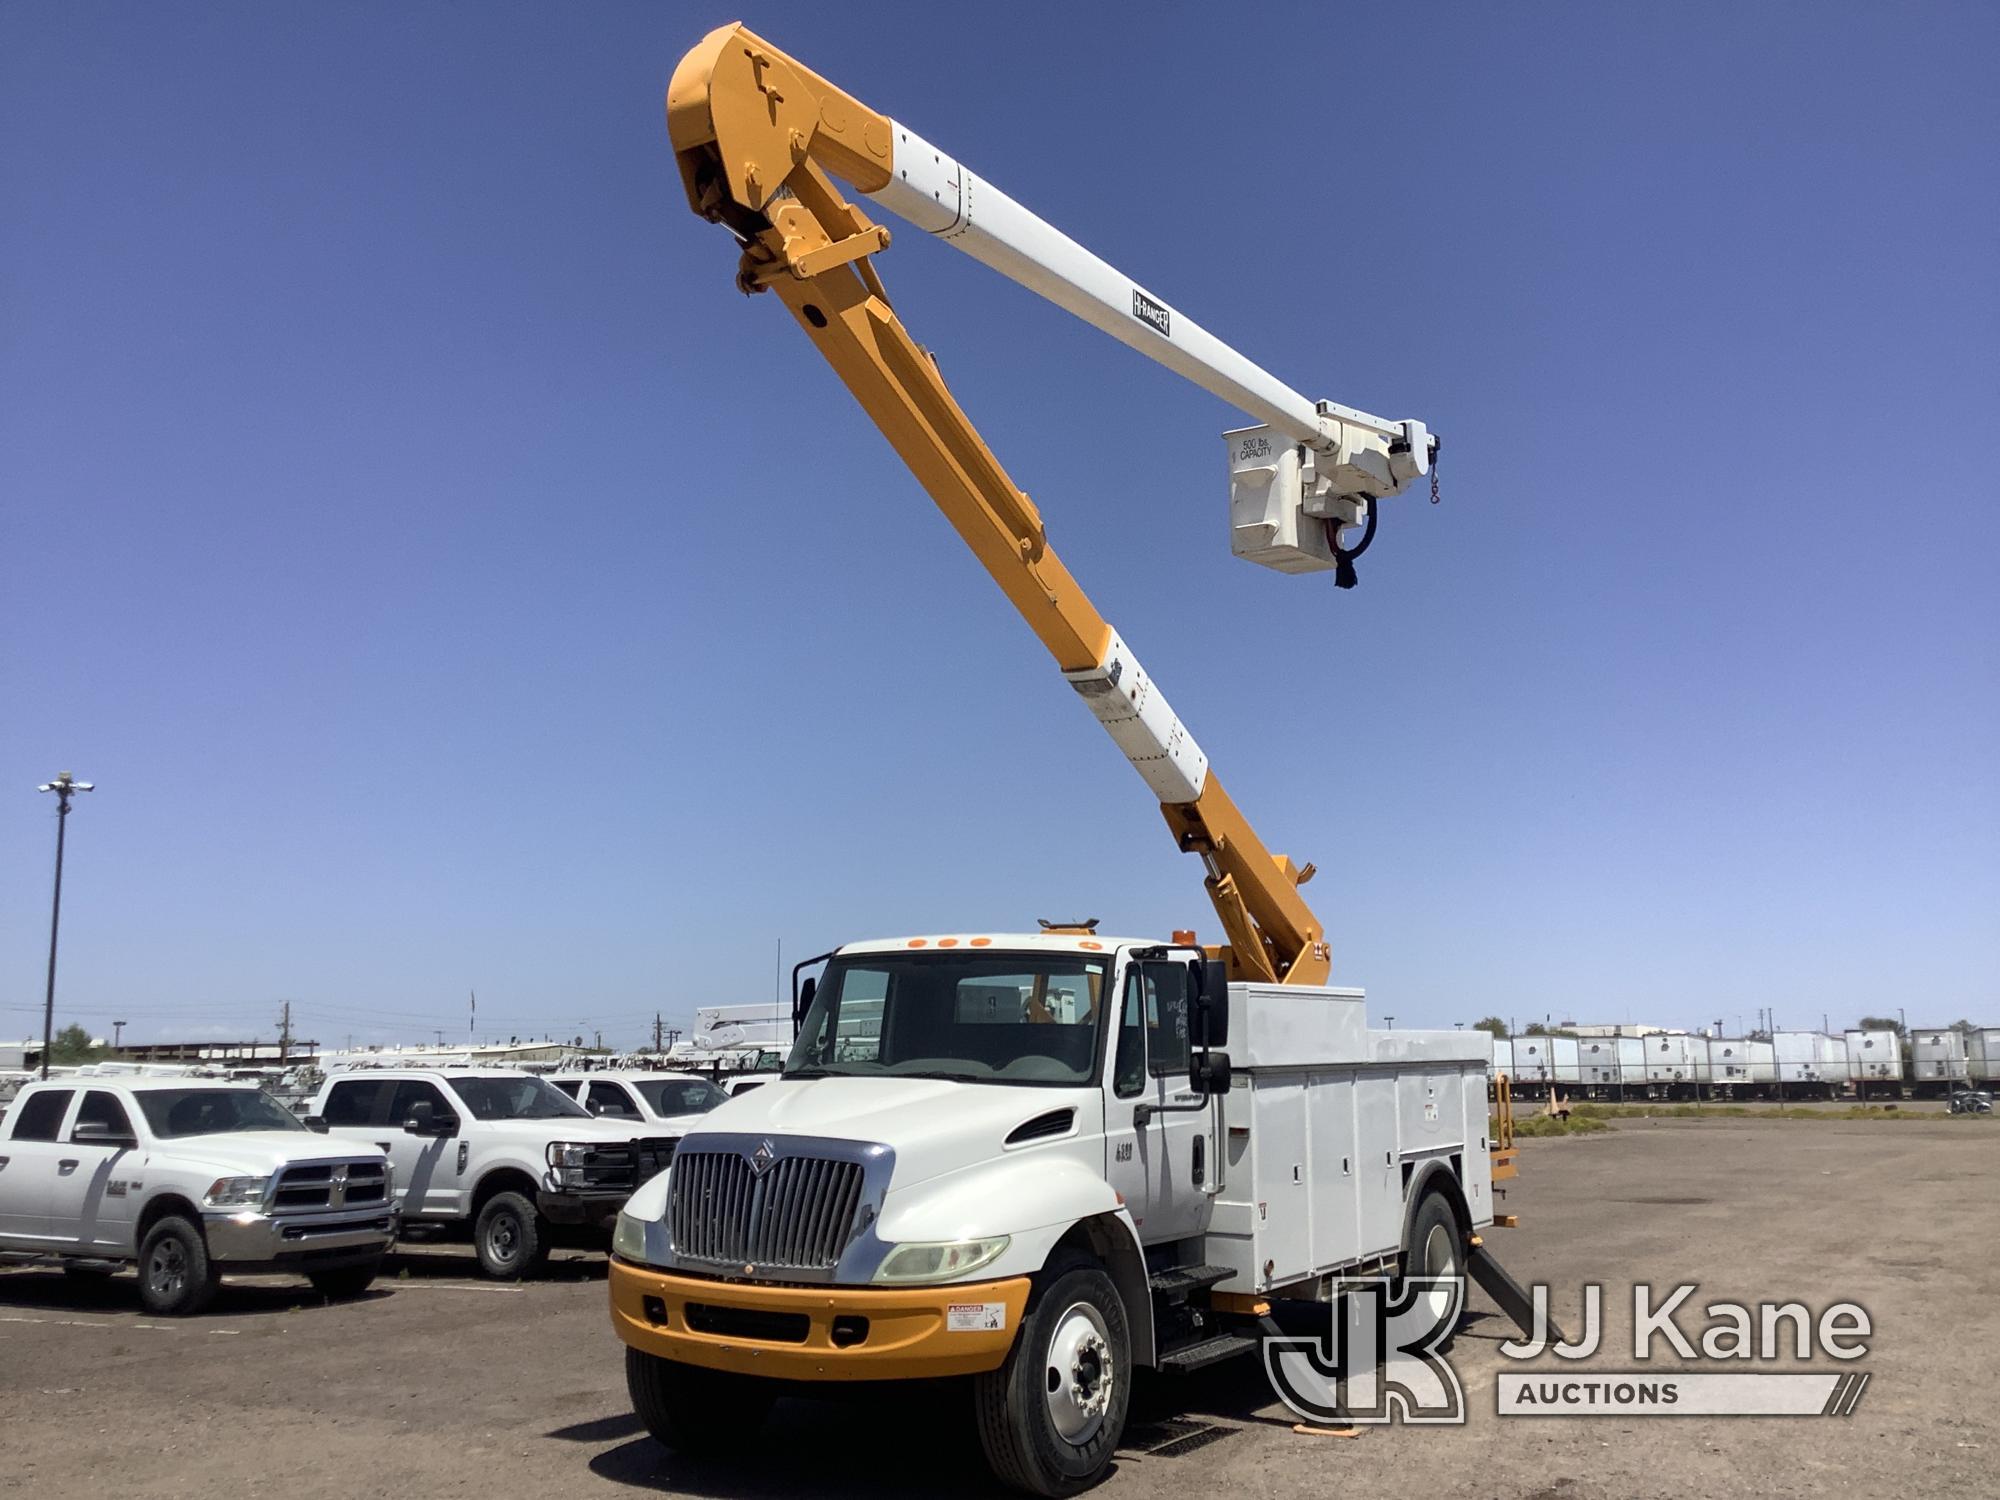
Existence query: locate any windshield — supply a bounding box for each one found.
[446,1075,590,1121]
[786,952,1109,1086]
[138,1088,306,1138]
[633,1077,728,1116]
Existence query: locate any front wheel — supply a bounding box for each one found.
[473,1191,549,1280]
[137,1215,222,1317]
[974,1251,1130,1497]
[626,1348,776,1454]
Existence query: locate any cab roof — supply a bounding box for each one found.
[835,932,1161,958]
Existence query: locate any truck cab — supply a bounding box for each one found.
[547,1070,730,1133]
[610,933,1491,1495]
[311,1068,675,1278]
[0,1077,396,1315]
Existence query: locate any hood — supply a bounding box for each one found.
[156,1131,388,1176]
[681,1077,1098,1190]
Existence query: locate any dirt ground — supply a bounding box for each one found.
[2,1116,1992,1499]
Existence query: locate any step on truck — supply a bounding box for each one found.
[612,936,1493,1494]
[626,24,1495,1493]
[310,1068,675,1278]
[0,1077,397,1315]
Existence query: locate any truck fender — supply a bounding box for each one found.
[1400,1156,1471,1257]
[878,1156,1154,1365]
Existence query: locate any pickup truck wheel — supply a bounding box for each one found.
[1397,1190,1463,1353]
[626,1348,775,1453]
[973,1251,1129,1497]
[138,1216,221,1317]
[474,1191,549,1280]
[308,1261,381,1299]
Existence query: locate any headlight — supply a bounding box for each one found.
[203,1175,271,1208]
[612,1209,649,1263]
[872,1236,1011,1284]
[546,1142,593,1169]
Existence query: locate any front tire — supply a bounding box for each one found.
[138,1215,221,1317]
[474,1191,549,1280]
[308,1260,382,1299]
[626,1347,776,1454]
[974,1251,1130,1497]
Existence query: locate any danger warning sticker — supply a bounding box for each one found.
[947,1302,1008,1332]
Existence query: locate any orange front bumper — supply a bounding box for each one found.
[609,1258,1030,1381]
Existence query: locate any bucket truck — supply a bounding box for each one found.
[609,24,1517,1495]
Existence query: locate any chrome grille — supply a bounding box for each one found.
[668,1149,865,1271]
[271,1159,388,1213]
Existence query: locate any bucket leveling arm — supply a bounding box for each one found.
[667,23,1439,986]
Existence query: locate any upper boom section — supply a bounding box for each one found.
[668,25,1436,545]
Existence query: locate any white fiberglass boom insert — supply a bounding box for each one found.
[863,120,1430,468]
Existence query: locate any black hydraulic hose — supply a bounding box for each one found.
[1326,497,1379,590]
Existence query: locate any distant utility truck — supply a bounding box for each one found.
[0,1078,396,1315]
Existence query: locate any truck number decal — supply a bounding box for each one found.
[947,1302,1007,1332]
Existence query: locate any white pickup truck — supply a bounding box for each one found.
[0,1077,397,1315]
[310,1068,675,1279]
[547,1070,730,1131]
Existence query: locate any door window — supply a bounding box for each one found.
[587,1082,642,1120]
[323,1079,388,1126]
[8,1089,73,1141]
[72,1091,134,1141]
[1138,963,1192,1077]
[388,1080,451,1127]
[1113,973,1146,1098]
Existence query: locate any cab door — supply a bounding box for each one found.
[1103,960,1214,1246]
[0,1088,76,1242]
[51,1090,138,1249]
[384,1079,468,1219]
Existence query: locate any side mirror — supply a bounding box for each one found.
[403,1103,457,1138]
[304,1115,330,1134]
[1190,1050,1233,1096]
[72,1122,136,1149]
[793,975,817,1035]
[1189,959,1231,1048]
[587,1098,607,1116]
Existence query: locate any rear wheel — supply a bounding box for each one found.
[474,1191,549,1280]
[626,1347,776,1454]
[1397,1190,1464,1352]
[138,1215,221,1317]
[974,1251,1130,1497]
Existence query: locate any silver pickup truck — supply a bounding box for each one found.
[0,1077,397,1315]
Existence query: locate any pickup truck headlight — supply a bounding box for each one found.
[871,1236,1011,1284]
[203,1175,271,1208]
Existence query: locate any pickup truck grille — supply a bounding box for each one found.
[668,1149,865,1272]
[271,1160,389,1213]
[551,1138,676,1192]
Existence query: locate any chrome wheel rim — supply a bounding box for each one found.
[1043,1300,1113,1446]
[1418,1220,1458,1331]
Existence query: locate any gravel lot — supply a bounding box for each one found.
[2,1116,1992,1499]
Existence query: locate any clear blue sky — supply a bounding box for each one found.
[3,3,1994,1050]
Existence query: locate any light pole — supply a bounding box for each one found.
[36,772,94,1079]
